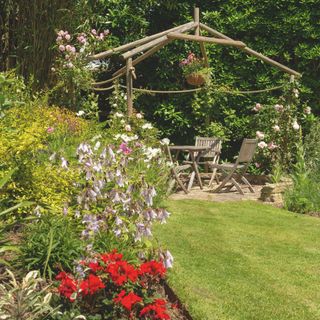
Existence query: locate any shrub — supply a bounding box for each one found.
[284,139,320,214]
[20,214,83,279]
[0,269,58,320]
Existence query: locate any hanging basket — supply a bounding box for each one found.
[185,73,206,86]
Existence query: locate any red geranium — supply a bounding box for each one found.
[114,290,142,311]
[88,261,103,273]
[107,260,138,285]
[56,272,78,302]
[139,261,166,278]
[100,249,123,264]
[140,299,170,319]
[80,273,105,295]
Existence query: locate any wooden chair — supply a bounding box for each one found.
[210,139,257,195]
[163,145,192,195]
[194,137,222,187]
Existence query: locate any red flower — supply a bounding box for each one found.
[107,260,138,285]
[114,290,142,311]
[139,261,166,278]
[100,249,123,264]
[88,261,103,273]
[80,274,105,295]
[140,299,170,319]
[56,272,78,302]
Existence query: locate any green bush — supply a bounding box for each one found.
[19,214,83,279]
[284,140,320,214]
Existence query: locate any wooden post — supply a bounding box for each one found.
[126,58,133,116]
[200,23,301,77]
[194,7,209,67]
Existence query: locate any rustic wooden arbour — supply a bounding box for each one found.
[90,7,301,116]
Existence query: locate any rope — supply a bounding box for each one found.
[92,83,284,94]
[92,73,122,86]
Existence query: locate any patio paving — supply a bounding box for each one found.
[169,184,263,202]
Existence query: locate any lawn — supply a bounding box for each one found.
[155,200,320,320]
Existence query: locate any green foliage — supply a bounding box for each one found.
[284,139,320,214]
[0,269,58,320]
[20,214,83,279]
[304,119,320,177]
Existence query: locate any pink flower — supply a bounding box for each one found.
[57,30,65,37]
[65,45,72,52]
[255,162,261,168]
[256,131,265,140]
[59,45,65,52]
[273,125,280,132]
[65,34,71,41]
[268,142,278,150]
[119,143,132,155]
[258,141,267,149]
[56,36,62,42]
[252,103,262,112]
[97,33,104,40]
[77,35,86,44]
[47,127,54,133]
[91,29,97,35]
[104,29,110,35]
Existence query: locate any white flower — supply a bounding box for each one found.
[61,157,68,168]
[76,110,85,116]
[258,141,267,149]
[136,113,143,119]
[252,103,262,112]
[304,106,311,115]
[160,138,170,145]
[94,141,101,150]
[293,88,299,98]
[292,120,300,130]
[274,104,284,112]
[114,112,124,118]
[120,119,125,124]
[273,125,280,132]
[142,123,153,129]
[256,131,265,140]
[49,152,56,161]
[125,124,131,132]
[143,147,161,161]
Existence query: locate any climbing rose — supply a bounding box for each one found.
[258,141,267,149]
[268,142,278,150]
[292,120,300,130]
[273,125,280,132]
[136,113,143,119]
[59,44,65,51]
[252,103,262,112]
[304,106,311,115]
[274,104,284,112]
[255,131,264,140]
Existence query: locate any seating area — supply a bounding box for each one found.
[166,137,258,196]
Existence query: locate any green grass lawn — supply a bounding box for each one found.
[155,200,320,320]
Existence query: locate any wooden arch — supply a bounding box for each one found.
[90,7,301,116]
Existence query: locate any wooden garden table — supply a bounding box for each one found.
[169,145,210,190]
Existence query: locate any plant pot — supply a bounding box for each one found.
[186,73,206,86]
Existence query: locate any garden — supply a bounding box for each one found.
[1,1,320,319]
